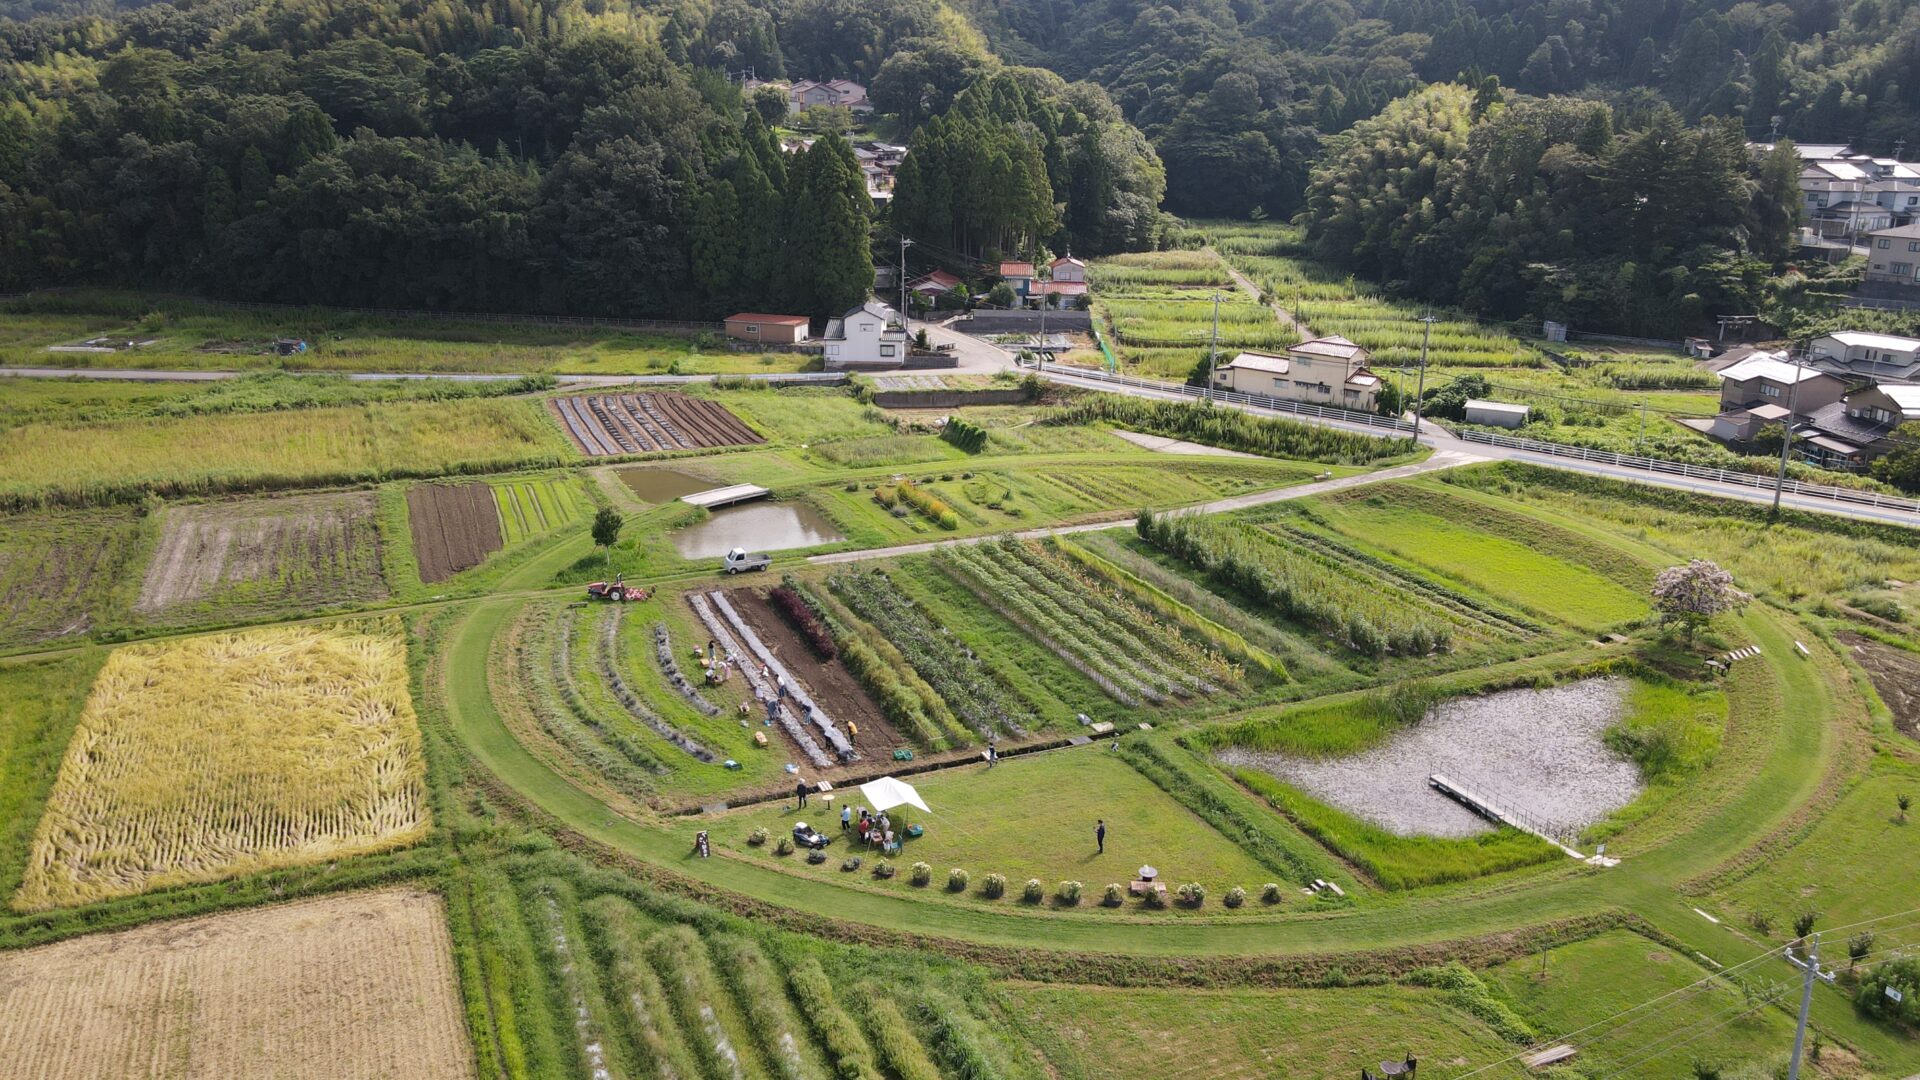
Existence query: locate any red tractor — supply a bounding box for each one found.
[586,576,650,602]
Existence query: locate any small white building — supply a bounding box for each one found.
[1463,399,1530,429]
[819,301,908,370]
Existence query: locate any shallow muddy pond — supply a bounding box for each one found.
[1219,677,1641,840]
[672,501,845,559]
[618,467,718,503]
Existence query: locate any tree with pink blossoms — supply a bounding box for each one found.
[1650,559,1750,639]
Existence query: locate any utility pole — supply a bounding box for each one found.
[1788,934,1821,1080]
[898,236,913,330]
[1411,312,1436,442]
[1208,293,1224,371]
[1636,401,1647,456]
[1772,347,1808,516]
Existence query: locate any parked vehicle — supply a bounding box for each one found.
[723,548,772,574]
[586,577,650,602]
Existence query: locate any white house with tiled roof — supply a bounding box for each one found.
[1211,334,1381,411]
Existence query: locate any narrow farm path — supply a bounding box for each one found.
[1210,245,1304,335]
[807,446,1486,565]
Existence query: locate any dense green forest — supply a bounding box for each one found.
[965,0,1920,221]
[1302,82,1805,336]
[4,0,1916,332]
[0,0,1160,314]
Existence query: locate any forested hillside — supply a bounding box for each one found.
[964,0,1920,221]
[0,0,1160,313]
[1302,83,1805,336]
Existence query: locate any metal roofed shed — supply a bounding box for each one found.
[1464,399,1530,428]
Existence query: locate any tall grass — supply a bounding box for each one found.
[788,958,884,1080]
[1193,682,1444,758]
[859,992,943,1080]
[582,896,706,1080]
[14,621,429,911]
[1042,393,1410,464]
[648,924,761,1080]
[0,397,571,510]
[1136,509,1451,656]
[710,934,825,1080]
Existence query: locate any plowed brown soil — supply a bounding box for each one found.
[135,491,386,619]
[726,587,903,759]
[408,482,503,583]
[548,393,762,456]
[0,888,474,1080]
[1840,630,1920,739]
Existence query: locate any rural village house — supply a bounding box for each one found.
[819,301,908,370]
[1211,335,1381,411]
[1810,330,1920,381]
[1708,352,1847,443]
[1865,224,1920,291]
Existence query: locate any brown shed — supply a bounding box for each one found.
[724,313,810,344]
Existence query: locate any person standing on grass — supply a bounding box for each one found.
[795,780,808,809]
[841,804,852,832]
[1095,819,1106,854]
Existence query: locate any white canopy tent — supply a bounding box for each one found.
[858,776,929,814]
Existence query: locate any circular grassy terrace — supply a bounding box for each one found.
[441,595,1851,959]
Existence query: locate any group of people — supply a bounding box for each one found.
[844,805,895,850]
[696,638,746,686]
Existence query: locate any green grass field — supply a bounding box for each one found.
[1007,982,1523,1079]
[0,293,813,375]
[0,397,572,509]
[0,506,148,651]
[716,749,1283,905]
[1297,486,1650,632]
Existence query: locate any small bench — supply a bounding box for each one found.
[1128,880,1168,899]
[1521,1045,1576,1070]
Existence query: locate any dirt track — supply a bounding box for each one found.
[726,587,904,760]
[0,888,474,1080]
[135,491,386,615]
[1840,630,1920,739]
[407,482,503,583]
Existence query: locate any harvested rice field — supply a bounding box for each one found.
[407,482,504,583]
[548,392,763,456]
[0,888,474,1080]
[134,491,387,621]
[13,622,429,911]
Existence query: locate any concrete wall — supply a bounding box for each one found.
[956,310,1093,334]
[871,389,1031,409]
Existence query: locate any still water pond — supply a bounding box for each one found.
[618,467,717,503]
[672,501,845,559]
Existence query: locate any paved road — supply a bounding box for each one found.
[1034,363,1920,526]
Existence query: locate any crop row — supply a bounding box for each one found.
[1265,522,1544,639]
[1136,510,1452,657]
[1052,536,1289,680]
[1292,298,1538,370]
[797,580,968,750]
[596,608,716,762]
[827,569,1035,737]
[875,480,958,530]
[769,583,836,660]
[938,539,1231,707]
[506,606,664,802]
[464,860,1010,1080]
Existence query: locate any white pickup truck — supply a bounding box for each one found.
[722,548,772,574]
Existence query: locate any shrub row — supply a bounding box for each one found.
[769,582,837,660]
[1041,392,1410,464]
[940,417,989,453]
[897,480,959,530]
[788,957,885,1080]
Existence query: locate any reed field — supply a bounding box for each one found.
[0,396,572,509]
[13,621,429,910]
